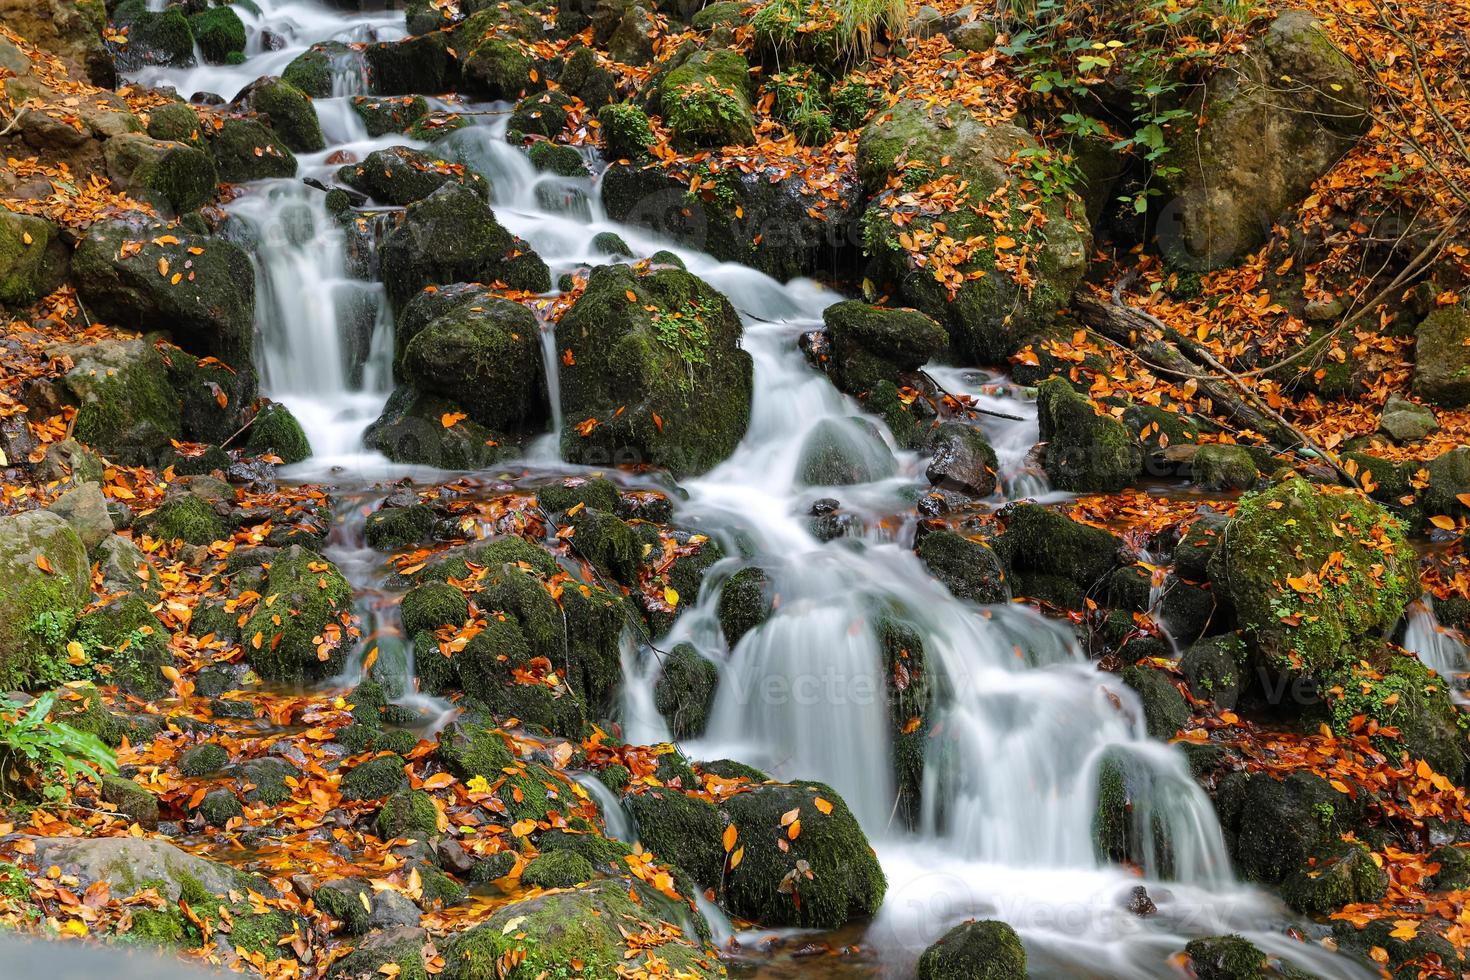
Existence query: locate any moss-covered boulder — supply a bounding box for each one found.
[244,402,311,463]
[1180,635,1244,710]
[1184,934,1313,980]
[663,48,755,148]
[337,146,489,206]
[1323,653,1466,779]
[1280,837,1386,915]
[208,117,298,182]
[100,774,160,830]
[341,754,409,801]
[926,421,998,497]
[282,42,351,99]
[365,387,518,470]
[240,546,355,683]
[101,134,217,218]
[0,208,69,307]
[822,300,947,396]
[460,36,541,101]
[400,580,470,637]
[110,0,194,71]
[721,781,885,928]
[234,76,325,153]
[916,919,1026,980]
[137,493,227,546]
[379,184,550,310]
[328,928,429,980]
[350,95,430,137]
[364,33,458,96]
[378,788,440,840]
[1214,770,1361,885]
[654,643,719,738]
[857,101,1090,361]
[507,90,576,140]
[797,416,897,486]
[52,338,181,464]
[520,850,595,889]
[397,290,549,432]
[1121,664,1190,739]
[995,503,1124,605]
[717,567,771,646]
[1036,377,1143,493]
[189,6,245,64]
[918,531,1007,604]
[440,879,719,979]
[72,224,256,373]
[1211,478,1414,676]
[558,263,753,476]
[1159,12,1368,270]
[622,784,724,884]
[1192,444,1259,491]
[1413,305,1470,409]
[365,504,434,553]
[597,102,654,162]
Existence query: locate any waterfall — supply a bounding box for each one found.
[1405,596,1469,704]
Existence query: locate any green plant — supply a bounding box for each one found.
[752,0,906,69]
[0,690,117,801]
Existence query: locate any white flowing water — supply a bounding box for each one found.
[123,5,1378,975]
[1405,596,1470,705]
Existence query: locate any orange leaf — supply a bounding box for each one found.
[813,797,832,815]
[1429,515,1456,530]
[34,555,54,574]
[441,412,466,428]
[722,824,737,852]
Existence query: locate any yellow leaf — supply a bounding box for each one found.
[66,640,87,666]
[788,818,801,840]
[1430,515,1457,530]
[729,846,744,869]
[664,585,679,607]
[779,807,799,827]
[813,797,832,815]
[722,824,737,852]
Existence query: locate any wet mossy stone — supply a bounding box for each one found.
[857,101,1090,362]
[1322,653,1467,780]
[1184,934,1314,980]
[341,754,410,801]
[662,48,755,148]
[196,787,244,827]
[1192,444,1259,492]
[399,292,549,432]
[1334,918,1464,979]
[996,504,1124,594]
[161,343,254,447]
[917,530,1007,604]
[379,788,440,840]
[337,146,489,207]
[621,786,724,885]
[1180,635,1244,710]
[189,7,245,64]
[100,134,218,217]
[797,416,897,486]
[721,781,885,928]
[520,850,595,889]
[238,757,299,805]
[822,300,947,396]
[208,117,297,182]
[926,421,998,498]
[366,504,434,553]
[74,592,171,697]
[365,387,517,470]
[282,42,349,99]
[317,878,420,935]
[179,741,229,777]
[1413,305,1470,409]
[536,477,620,515]
[400,582,469,645]
[718,566,772,646]
[143,108,201,152]
[441,879,720,979]
[364,33,458,97]
[138,494,226,545]
[435,717,513,781]
[590,232,633,259]
[380,183,550,311]
[240,546,354,683]
[916,919,1026,980]
[653,643,719,739]
[1280,837,1386,915]
[558,263,753,476]
[0,208,67,308]
[526,141,586,177]
[566,507,640,582]
[1218,770,1360,884]
[1428,844,1470,891]
[596,102,654,162]
[51,338,179,465]
[460,36,542,101]
[351,95,430,138]
[328,929,429,980]
[244,402,311,463]
[1121,664,1189,739]
[101,774,159,830]
[111,0,194,71]
[1211,477,1415,677]
[1174,512,1229,581]
[1036,377,1143,493]
[234,76,324,153]
[508,90,576,140]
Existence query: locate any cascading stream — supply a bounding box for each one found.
[127,7,1379,974]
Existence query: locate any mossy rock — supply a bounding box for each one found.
[378,788,440,840]
[796,416,897,486]
[1210,477,1414,676]
[520,850,595,889]
[365,387,518,470]
[179,741,229,777]
[54,337,182,465]
[917,530,1007,604]
[237,76,325,153]
[100,774,160,830]
[435,717,513,781]
[440,879,719,979]
[139,494,226,545]
[1036,378,1142,493]
[1192,445,1259,491]
[536,477,620,515]
[101,134,218,218]
[188,7,245,64]
[663,48,756,148]
[1215,770,1360,884]
[653,643,719,739]
[995,504,1123,594]
[1121,665,1189,739]
[508,90,576,140]
[1180,635,1244,710]
[717,566,772,646]
[366,504,435,552]
[208,117,297,182]
[558,263,752,476]
[1280,838,1386,915]
[622,786,724,885]
[239,546,355,683]
[244,402,311,463]
[1413,305,1470,409]
[111,0,194,71]
[329,932,429,980]
[916,919,1026,980]
[822,300,947,396]
[282,43,349,99]
[196,787,244,827]
[350,95,430,137]
[1322,653,1467,780]
[596,102,654,161]
[460,37,541,101]
[527,141,586,176]
[1184,934,1315,979]
[721,781,885,928]
[341,754,409,801]
[338,146,489,206]
[364,33,458,96]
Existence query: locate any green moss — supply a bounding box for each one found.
[996,503,1122,591]
[240,546,354,683]
[67,342,182,465]
[916,920,1026,980]
[139,495,226,546]
[462,38,538,100]
[421,866,467,907]
[663,49,755,148]
[189,7,245,64]
[538,829,632,868]
[366,504,435,552]
[245,402,311,464]
[209,118,297,183]
[351,95,430,137]
[918,531,1007,604]
[597,102,654,161]
[537,478,620,515]
[1280,838,1386,915]
[127,907,189,946]
[527,141,587,177]
[101,774,160,829]
[179,742,229,777]
[1323,654,1465,777]
[1121,665,1190,739]
[623,787,724,885]
[243,77,324,153]
[331,933,429,980]
[568,508,640,582]
[1211,477,1415,676]
[196,788,243,827]
[653,643,719,739]
[436,719,513,781]
[74,593,170,697]
[1192,445,1259,491]
[521,850,595,889]
[1036,378,1143,492]
[281,44,340,99]
[378,788,439,840]
[341,754,408,802]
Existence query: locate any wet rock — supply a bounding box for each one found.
[0,208,69,306]
[1281,837,1386,914]
[653,643,719,738]
[1121,664,1189,739]
[244,402,311,464]
[596,102,654,162]
[207,116,297,181]
[717,566,772,646]
[1184,934,1310,980]
[365,387,517,469]
[239,545,354,683]
[337,145,489,206]
[857,101,1090,361]
[662,48,755,148]
[1212,477,1415,676]
[822,300,947,396]
[232,76,325,153]
[49,337,180,464]
[558,263,752,476]
[178,742,229,777]
[916,919,1026,980]
[1037,377,1143,493]
[46,481,113,551]
[282,42,352,99]
[25,835,267,899]
[1190,444,1259,492]
[195,787,244,827]
[189,6,245,64]
[1322,653,1466,781]
[0,511,90,690]
[926,421,998,497]
[100,774,160,830]
[364,33,457,96]
[110,0,194,72]
[317,878,422,935]
[1159,12,1368,270]
[379,183,550,310]
[1124,885,1156,917]
[1179,635,1244,710]
[1214,770,1362,884]
[460,36,542,101]
[326,926,429,980]
[797,417,896,486]
[137,494,227,545]
[917,530,1007,604]
[995,503,1125,605]
[350,95,430,137]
